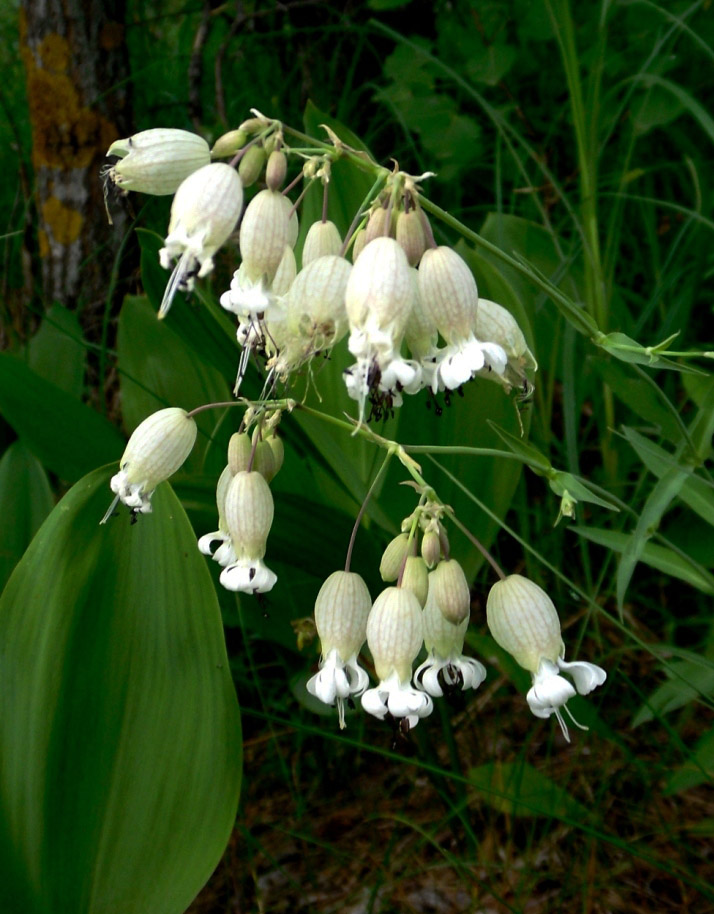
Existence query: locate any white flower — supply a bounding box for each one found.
[158,163,243,317]
[198,464,234,566]
[218,470,277,595]
[104,407,197,521]
[473,298,537,394]
[306,570,372,728]
[105,128,211,196]
[343,237,420,422]
[415,574,486,698]
[361,586,433,730]
[486,574,606,742]
[418,246,508,392]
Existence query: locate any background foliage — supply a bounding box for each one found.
[1,0,713,911]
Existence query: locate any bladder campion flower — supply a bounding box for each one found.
[486,574,606,742]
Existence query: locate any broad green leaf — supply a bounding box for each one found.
[469,762,590,820]
[117,294,233,474]
[634,74,714,145]
[0,353,124,482]
[572,525,714,595]
[632,660,714,727]
[136,228,241,387]
[0,441,54,593]
[0,467,241,914]
[27,305,86,399]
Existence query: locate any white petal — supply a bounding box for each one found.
[557,658,607,695]
[361,687,388,720]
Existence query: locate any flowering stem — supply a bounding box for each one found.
[344,447,395,572]
[185,400,244,418]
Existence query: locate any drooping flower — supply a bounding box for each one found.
[198,464,234,566]
[219,470,276,594]
[301,220,343,266]
[105,128,211,196]
[415,574,486,698]
[418,246,508,392]
[104,407,197,521]
[361,586,433,730]
[343,237,421,421]
[486,574,606,742]
[473,298,537,395]
[158,163,243,317]
[306,570,372,728]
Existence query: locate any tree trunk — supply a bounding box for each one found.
[20,0,132,316]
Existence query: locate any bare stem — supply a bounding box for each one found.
[344,448,395,572]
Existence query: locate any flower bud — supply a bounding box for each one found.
[351,228,366,262]
[106,129,210,196]
[108,407,197,515]
[265,149,288,191]
[474,298,538,391]
[366,587,424,683]
[401,556,429,608]
[396,210,427,266]
[421,530,442,568]
[211,128,248,158]
[302,220,343,266]
[266,434,284,476]
[486,574,562,673]
[252,436,276,482]
[238,144,266,187]
[430,559,471,625]
[228,431,252,475]
[238,116,268,134]
[379,532,412,582]
[365,205,392,243]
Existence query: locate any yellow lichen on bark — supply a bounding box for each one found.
[42,197,83,245]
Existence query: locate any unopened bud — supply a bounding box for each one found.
[401,556,429,608]
[252,437,276,482]
[211,128,248,158]
[228,432,252,475]
[266,434,284,476]
[396,210,427,266]
[379,532,412,582]
[421,530,442,568]
[238,144,266,187]
[238,116,268,134]
[266,150,288,191]
[351,228,367,262]
[430,559,471,625]
[365,205,392,243]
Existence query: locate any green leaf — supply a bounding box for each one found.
[666,728,714,794]
[632,660,714,727]
[117,294,233,474]
[26,305,86,399]
[621,426,714,527]
[595,331,704,375]
[488,421,552,473]
[0,441,54,593]
[616,468,688,610]
[591,360,682,444]
[0,353,124,482]
[469,762,590,820]
[572,525,714,595]
[0,467,241,914]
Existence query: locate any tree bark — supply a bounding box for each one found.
[20,0,132,316]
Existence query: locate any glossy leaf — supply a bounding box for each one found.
[0,466,241,914]
[0,353,124,482]
[27,305,86,399]
[117,294,233,473]
[0,441,54,593]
